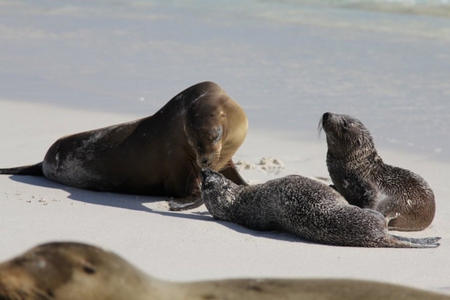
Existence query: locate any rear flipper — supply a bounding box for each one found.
[219,159,248,186]
[391,234,441,248]
[0,162,43,176]
[168,197,204,211]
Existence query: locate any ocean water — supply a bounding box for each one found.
[276,0,450,14]
[0,0,449,161]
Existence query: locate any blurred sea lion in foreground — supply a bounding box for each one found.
[0,242,448,300]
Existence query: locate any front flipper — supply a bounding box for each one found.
[363,208,386,222]
[168,197,204,211]
[219,159,248,186]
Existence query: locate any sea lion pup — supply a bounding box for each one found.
[201,168,440,248]
[0,242,449,300]
[319,112,435,231]
[0,81,248,211]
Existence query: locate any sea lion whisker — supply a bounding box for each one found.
[317,118,324,137]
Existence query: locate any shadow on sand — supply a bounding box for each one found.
[8,175,312,245]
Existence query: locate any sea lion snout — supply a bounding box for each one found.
[196,152,218,169]
[201,157,211,166]
[200,168,219,186]
[319,112,337,134]
[321,112,333,123]
[321,112,344,130]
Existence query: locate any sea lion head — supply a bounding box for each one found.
[201,168,238,219]
[184,101,227,169]
[0,242,151,300]
[0,243,73,300]
[319,112,376,160]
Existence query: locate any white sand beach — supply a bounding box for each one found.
[1,0,450,296]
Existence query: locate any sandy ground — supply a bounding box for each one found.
[0,100,449,295]
[1,0,450,296]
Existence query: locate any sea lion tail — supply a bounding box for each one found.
[388,234,440,248]
[0,162,44,176]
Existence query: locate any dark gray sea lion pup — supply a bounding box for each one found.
[319,112,435,231]
[201,168,440,248]
[0,81,248,211]
[1,242,449,300]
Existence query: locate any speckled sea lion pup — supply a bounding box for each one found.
[0,81,248,211]
[319,112,435,231]
[0,242,449,300]
[200,168,439,248]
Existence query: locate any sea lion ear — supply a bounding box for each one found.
[81,262,96,275]
[220,112,227,117]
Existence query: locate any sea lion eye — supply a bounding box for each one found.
[82,265,96,274]
[342,121,349,131]
[212,133,221,143]
[211,127,223,143]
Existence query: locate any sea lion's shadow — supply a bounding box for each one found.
[8,175,204,221]
[212,220,313,244]
[9,176,311,244]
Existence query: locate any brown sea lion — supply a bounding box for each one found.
[0,242,449,300]
[319,112,435,231]
[200,168,440,248]
[0,81,248,211]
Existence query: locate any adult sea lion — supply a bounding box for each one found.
[319,112,435,231]
[200,168,440,248]
[0,81,248,211]
[0,242,449,300]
